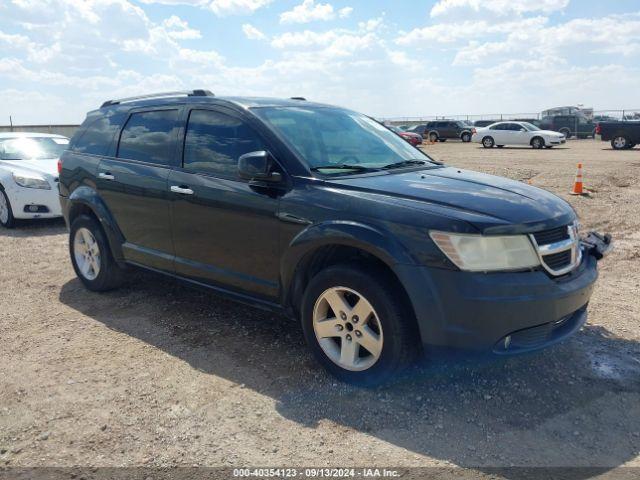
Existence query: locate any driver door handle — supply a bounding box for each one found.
[170,185,194,195]
[98,172,115,181]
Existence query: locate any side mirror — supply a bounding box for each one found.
[238,151,282,182]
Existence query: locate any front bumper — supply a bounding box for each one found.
[7,184,62,219]
[395,244,601,354]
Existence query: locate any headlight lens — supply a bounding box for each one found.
[12,173,51,190]
[430,231,540,272]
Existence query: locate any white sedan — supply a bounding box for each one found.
[0,132,69,228]
[472,121,566,149]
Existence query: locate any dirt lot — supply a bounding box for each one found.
[1,140,639,474]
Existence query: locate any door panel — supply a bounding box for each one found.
[169,170,280,298]
[97,158,174,270]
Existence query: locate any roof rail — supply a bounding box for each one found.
[290,97,306,101]
[100,90,214,108]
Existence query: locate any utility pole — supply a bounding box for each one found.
[9,115,13,132]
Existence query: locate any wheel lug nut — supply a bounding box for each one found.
[352,315,359,323]
[346,334,352,341]
[340,311,347,320]
[336,324,344,331]
[355,330,362,337]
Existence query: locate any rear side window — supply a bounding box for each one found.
[71,113,125,156]
[183,110,264,178]
[117,110,179,165]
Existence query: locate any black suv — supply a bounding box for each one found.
[59,91,610,385]
[409,120,472,143]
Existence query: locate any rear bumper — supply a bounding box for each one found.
[395,250,598,354]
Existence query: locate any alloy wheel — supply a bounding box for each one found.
[613,136,627,149]
[313,286,384,372]
[74,227,101,281]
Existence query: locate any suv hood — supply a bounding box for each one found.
[0,158,59,178]
[329,166,575,232]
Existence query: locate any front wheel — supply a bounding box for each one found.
[301,264,418,386]
[70,215,125,291]
[482,136,495,148]
[531,137,545,149]
[0,189,15,229]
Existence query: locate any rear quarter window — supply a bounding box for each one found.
[70,113,126,156]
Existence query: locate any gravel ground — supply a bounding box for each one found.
[0,140,639,474]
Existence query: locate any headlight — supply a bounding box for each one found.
[12,173,51,190]
[429,231,540,272]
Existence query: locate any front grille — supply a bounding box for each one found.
[533,226,570,245]
[530,224,580,276]
[542,250,572,270]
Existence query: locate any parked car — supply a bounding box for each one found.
[0,132,68,228]
[387,125,422,146]
[473,119,500,128]
[59,91,610,385]
[409,120,472,142]
[596,121,640,149]
[539,115,596,139]
[472,122,566,149]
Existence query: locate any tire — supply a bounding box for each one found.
[611,136,628,150]
[497,145,504,149]
[531,136,545,149]
[438,138,447,142]
[301,263,418,386]
[545,146,554,149]
[461,132,471,143]
[69,214,125,291]
[428,132,438,143]
[560,128,571,139]
[482,136,495,148]
[0,188,15,229]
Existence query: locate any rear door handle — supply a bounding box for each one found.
[170,185,194,195]
[98,172,115,181]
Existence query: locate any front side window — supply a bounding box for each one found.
[183,110,264,178]
[253,107,437,174]
[0,137,68,160]
[72,113,125,156]
[117,110,179,165]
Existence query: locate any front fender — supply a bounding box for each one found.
[280,220,416,304]
[67,186,125,264]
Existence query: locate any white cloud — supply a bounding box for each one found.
[430,0,570,17]
[280,0,336,24]
[242,23,266,40]
[209,0,272,16]
[338,7,353,18]
[162,15,202,40]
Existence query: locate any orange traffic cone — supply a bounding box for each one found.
[569,163,585,195]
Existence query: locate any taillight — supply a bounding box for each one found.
[595,124,601,135]
[57,158,62,174]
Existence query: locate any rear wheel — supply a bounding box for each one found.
[461,132,471,143]
[482,136,495,148]
[612,136,628,150]
[0,189,15,228]
[70,215,125,291]
[301,264,418,386]
[428,132,438,143]
[560,128,571,139]
[531,137,545,149]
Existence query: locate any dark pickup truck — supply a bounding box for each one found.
[596,122,640,150]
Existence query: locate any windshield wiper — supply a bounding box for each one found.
[381,159,436,170]
[310,164,377,173]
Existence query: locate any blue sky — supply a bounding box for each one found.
[1,0,639,124]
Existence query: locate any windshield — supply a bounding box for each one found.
[520,122,540,132]
[0,137,69,160]
[253,107,436,174]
